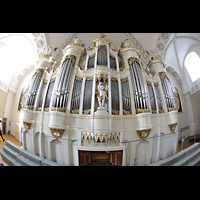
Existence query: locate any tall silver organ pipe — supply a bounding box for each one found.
[161,75,175,109]
[121,79,131,114]
[38,82,47,107]
[83,79,93,113]
[129,60,149,112]
[44,81,55,108]
[70,77,82,113]
[52,57,74,109]
[147,83,156,113]
[110,55,117,70]
[97,46,107,65]
[111,78,119,114]
[154,83,163,112]
[26,69,44,108]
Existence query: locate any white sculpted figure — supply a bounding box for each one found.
[97,82,107,108]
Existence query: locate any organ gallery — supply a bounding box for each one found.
[22,34,179,166]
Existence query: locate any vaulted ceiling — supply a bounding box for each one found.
[0,33,200,97]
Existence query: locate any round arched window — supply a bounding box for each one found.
[184,51,200,82]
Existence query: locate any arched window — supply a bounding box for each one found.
[185,52,200,82]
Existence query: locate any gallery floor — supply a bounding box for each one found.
[0,133,197,166]
[0,134,22,166]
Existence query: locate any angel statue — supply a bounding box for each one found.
[97,82,108,108]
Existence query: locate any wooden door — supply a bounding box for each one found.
[79,151,91,166]
[110,150,123,166]
[79,150,123,166]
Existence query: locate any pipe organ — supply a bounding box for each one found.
[22,35,178,166]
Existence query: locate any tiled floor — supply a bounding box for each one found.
[0,134,22,166]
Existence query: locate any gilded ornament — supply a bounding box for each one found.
[51,107,66,112]
[65,55,77,65]
[128,57,140,66]
[121,77,128,83]
[36,107,42,111]
[23,121,32,131]
[35,69,44,80]
[50,127,65,139]
[123,110,132,115]
[83,109,91,114]
[136,109,150,114]
[158,72,166,83]
[136,129,151,140]
[112,109,119,115]
[24,105,34,110]
[168,123,178,132]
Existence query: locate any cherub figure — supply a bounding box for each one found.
[97,82,108,108]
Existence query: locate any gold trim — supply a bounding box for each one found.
[121,77,128,82]
[109,54,116,59]
[36,107,42,111]
[50,77,56,83]
[75,76,83,82]
[146,81,152,86]
[111,77,118,81]
[50,127,65,139]
[83,109,91,114]
[168,123,178,132]
[86,76,93,81]
[65,55,77,65]
[44,108,49,112]
[112,109,119,115]
[154,82,159,87]
[23,121,32,131]
[151,71,156,76]
[71,109,79,114]
[128,57,140,66]
[136,129,151,140]
[43,79,48,84]
[158,72,166,83]
[24,105,34,110]
[51,107,66,113]
[136,109,150,114]
[123,110,132,115]
[35,69,44,80]
[167,108,177,112]
[97,74,108,83]
[119,46,141,54]
[148,59,165,67]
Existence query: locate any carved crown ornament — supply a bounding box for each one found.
[50,127,65,139]
[23,121,32,131]
[136,129,151,140]
[168,123,178,132]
